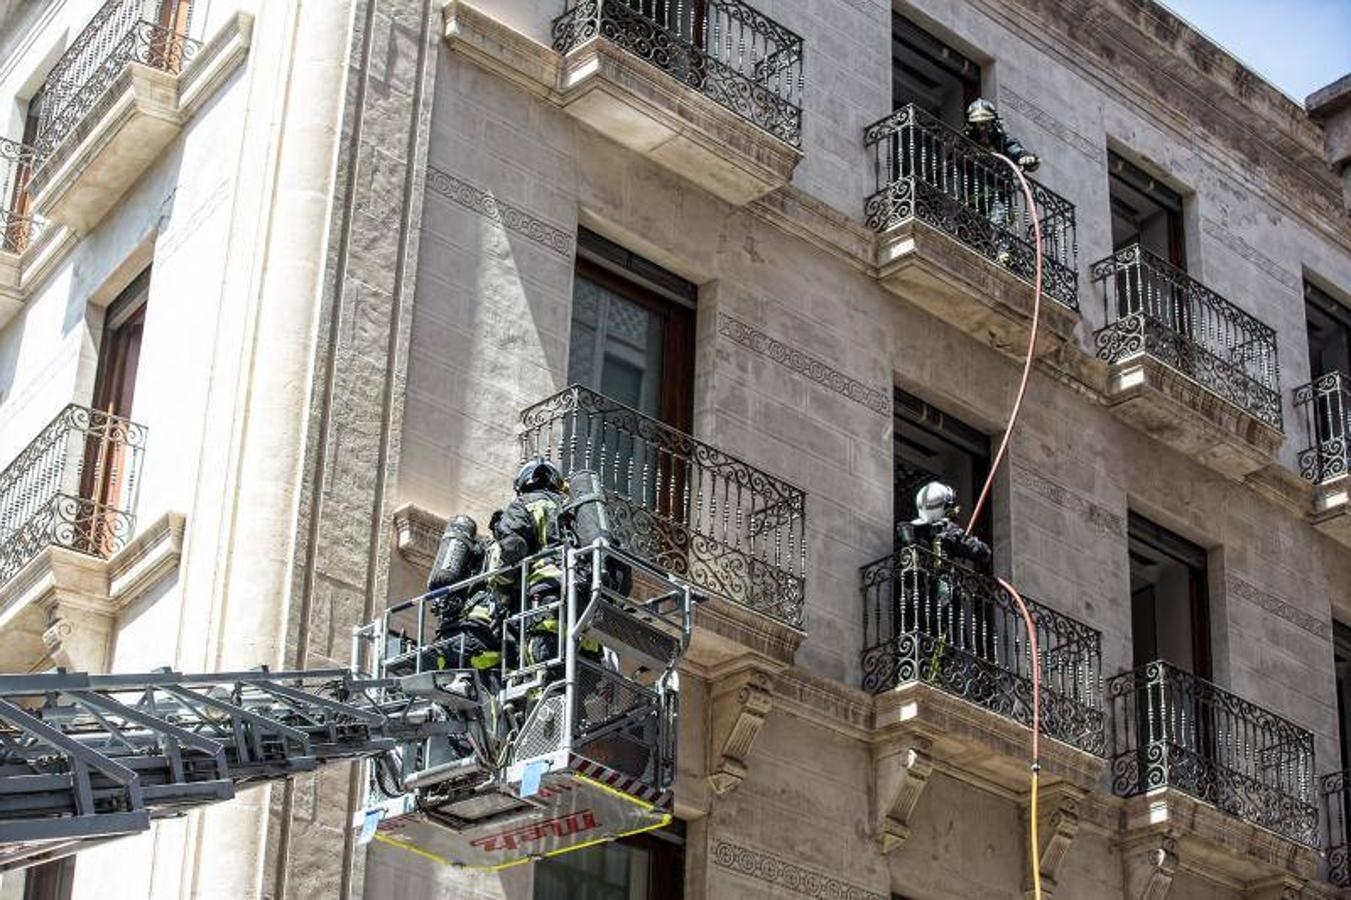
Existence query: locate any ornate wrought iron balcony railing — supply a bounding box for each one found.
[862,104,1080,310]
[551,0,804,147]
[0,405,147,586]
[1294,370,1350,484]
[859,544,1105,755]
[0,138,43,254]
[1108,661,1317,846]
[29,0,200,166]
[1321,770,1351,886]
[1092,244,1282,428]
[519,385,806,627]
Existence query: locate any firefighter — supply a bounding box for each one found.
[492,458,574,668]
[896,480,991,566]
[424,513,508,678]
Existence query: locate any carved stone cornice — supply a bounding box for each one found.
[968,0,1349,252]
[706,667,774,795]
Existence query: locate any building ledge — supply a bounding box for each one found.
[442,1,801,206]
[1120,789,1319,896]
[0,511,185,673]
[28,12,252,234]
[875,218,1081,360]
[1312,475,1351,547]
[1101,355,1285,480]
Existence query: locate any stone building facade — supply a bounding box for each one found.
[0,0,1350,898]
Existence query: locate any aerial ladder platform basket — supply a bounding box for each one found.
[356,541,695,870]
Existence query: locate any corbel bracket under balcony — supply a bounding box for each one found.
[706,666,775,796]
[1022,783,1086,898]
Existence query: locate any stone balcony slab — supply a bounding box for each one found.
[28,12,252,234]
[1101,354,1285,480]
[443,1,802,207]
[875,217,1081,360]
[1312,475,1351,548]
[1120,789,1320,897]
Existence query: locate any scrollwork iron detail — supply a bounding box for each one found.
[862,103,1080,310]
[1293,370,1349,484]
[552,0,803,147]
[520,385,806,628]
[859,544,1105,755]
[1107,662,1317,846]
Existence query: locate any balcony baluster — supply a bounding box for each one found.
[1091,244,1282,428]
[1294,370,1350,484]
[1108,661,1317,846]
[519,385,806,627]
[0,405,147,586]
[862,103,1081,309]
[552,0,804,147]
[860,543,1105,755]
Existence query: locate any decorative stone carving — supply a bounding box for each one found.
[1024,785,1085,898]
[872,734,933,853]
[707,668,774,795]
[1124,833,1179,900]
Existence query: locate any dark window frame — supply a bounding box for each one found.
[1306,279,1351,380]
[1108,150,1187,271]
[891,14,982,126]
[571,231,696,433]
[1127,512,1211,680]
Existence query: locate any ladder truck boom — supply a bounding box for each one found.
[0,539,697,875]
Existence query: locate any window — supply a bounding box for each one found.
[81,270,149,553]
[1128,513,1210,678]
[894,389,991,552]
[1336,623,1351,773]
[891,14,981,127]
[1306,280,1351,379]
[22,857,74,900]
[1108,151,1186,269]
[567,230,695,431]
[534,826,684,900]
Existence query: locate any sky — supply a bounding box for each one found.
[1161,0,1351,103]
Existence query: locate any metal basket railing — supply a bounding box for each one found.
[552,0,804,146]
[1107,660,1317,846]
[0,138,43,254]
[860,543,1105,755]
[1092,243,1282,428]
[862,103,1080,309]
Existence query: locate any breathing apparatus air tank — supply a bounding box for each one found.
[565,469,632,596]
[427,514,482,592]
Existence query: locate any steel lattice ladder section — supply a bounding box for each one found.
[0,668,420,872]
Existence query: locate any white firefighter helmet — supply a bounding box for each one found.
[912,481,957,525]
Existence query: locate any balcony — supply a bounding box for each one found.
[863,104,1081,359]
[1,138,43,257]
[1108,662,1320,887]
[549,0,803,204]
[0,405,147,588]
[1092,245,1284,479]
[1321,770,1350,888]
[860,545,1104,851]
[1294,371,1351,544]
[519,386,806,667]
[25,0,251,233]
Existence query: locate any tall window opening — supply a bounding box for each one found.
[567,230,695,431]
[1108,151,1186,269]
[1128,513,1210,677]
[891,14,981,127]
[893,388,991,554]
[1307,280,1351,380]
